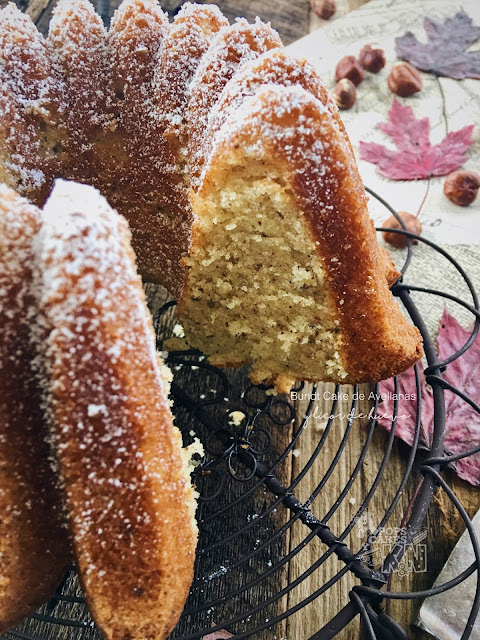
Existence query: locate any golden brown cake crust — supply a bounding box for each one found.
[0,4,62,204]
[186,19,282,185]
[33,181,197,640]
[0,185,70,634]
[193,48,349,189]
[47,0,117,188]
[276,93,422,381]
[155,3,229,148]
[189,86,422,386]
[378,246,401,288]
[109,0,188,293]
[0,1,232,297]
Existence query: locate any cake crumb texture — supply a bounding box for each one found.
[179,85,422,391]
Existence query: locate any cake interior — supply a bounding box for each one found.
[182,158,348,388]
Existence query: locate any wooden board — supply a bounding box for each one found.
[1,0,310,43]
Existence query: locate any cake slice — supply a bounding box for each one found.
[0,185,70,633]
[32,179,198,640]
[179,85,423,392]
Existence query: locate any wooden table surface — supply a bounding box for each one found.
[3,1,479,639]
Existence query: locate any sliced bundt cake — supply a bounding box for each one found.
[179,85,423,392]
[0,0,421,391]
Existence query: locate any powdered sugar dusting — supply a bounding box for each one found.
[0,184,69,612]
[0,4,62,199]
[154,3,228,141]
[125,2,228,293]
[0,0,231,296]
[0,0,345,316]
[32,179,198,624]
[201,84,331,190]
[48,0,116,160]
[187,17,282,183]
[109,0,168,132]
[107,0,195,294]
[193,48,334,189]
[0,4,53,106]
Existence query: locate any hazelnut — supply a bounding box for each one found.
[382,212,422,248]
[310,0,336,20]
[388,62,422,96]
[443,170,480,206]
[333,78,356,109]
[359,44,386,73]
[335,55,365,86]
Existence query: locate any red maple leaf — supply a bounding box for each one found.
[202,631,233,640]
[359,100,474,180]
[396,11,480,80]
[376,308,480,485]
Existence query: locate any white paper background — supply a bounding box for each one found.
[287,0,480,246]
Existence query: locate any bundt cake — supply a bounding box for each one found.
[178,85,423,392]
[0,0,422,394]
[32,179,198,640]
[0,0,423,631]
[0,185,70,633]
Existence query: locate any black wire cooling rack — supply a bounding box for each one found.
[2,188,479,640]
